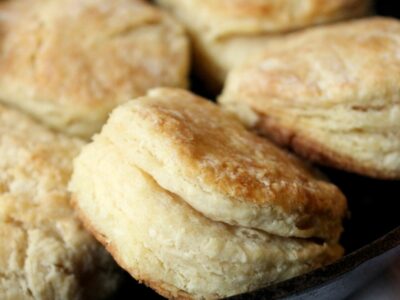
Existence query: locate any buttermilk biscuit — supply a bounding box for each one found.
[0,0,189,138]
[219,17,400,179]
[94,88,347,241]
[155,0,371,90]
[0,105,119,299]
[70,88,346,299]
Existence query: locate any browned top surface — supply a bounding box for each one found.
[110,88,346,219]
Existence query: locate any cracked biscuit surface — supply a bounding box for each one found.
[0,0,189,138]
[219,17,400,179]
[155,0,371,89]
[70,88,346,299]
[0,104,120,299]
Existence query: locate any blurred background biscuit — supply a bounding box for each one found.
[0,0,189,138]
[219,17,400,179]
[0,104,120,299]
[155,0,371,92]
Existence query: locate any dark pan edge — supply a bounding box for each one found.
[230,226,400,300]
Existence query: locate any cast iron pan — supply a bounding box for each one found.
[110,2,400,299]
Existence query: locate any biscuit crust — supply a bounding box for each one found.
[219,17,400,179]
[0,105,119,299]
[156,0,371,88]
[0,0,189,138]
[98,88,346,242]
[70,133,343,299]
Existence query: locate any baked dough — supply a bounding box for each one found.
[0,0,189,138]
[219,17,400,179]
[0,104,119,299]
[70,88,345,299]
[155,0,371,90]
[96,87,346,241]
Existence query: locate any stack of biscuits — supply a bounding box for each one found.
[1,0,399,299]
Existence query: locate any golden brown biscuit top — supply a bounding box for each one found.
[105,88,346,221]
[219,17,400,180]
[157,0,371,40]
[221,17,400,110]
[0,0,188,130]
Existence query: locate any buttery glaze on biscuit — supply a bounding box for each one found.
[155,0,371,88]
[70,88,346,299]
[0,0,189,138]
[0,105,119,300]
[219,17,400,179]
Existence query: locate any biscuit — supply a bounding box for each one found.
[155,0,371,90]
[0,105,119,299]
[70,88,345,299]
[0,0,189,138]
[96,88,347,241]
[219,17,400,179]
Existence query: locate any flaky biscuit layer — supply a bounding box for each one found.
[70,88,346,299]
[220,17,400,179]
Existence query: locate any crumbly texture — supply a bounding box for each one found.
[219,17,400,179]
[155,0,371,89]
[0,104,120,300]
[70,133,343,299]
[0,0,189,138]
